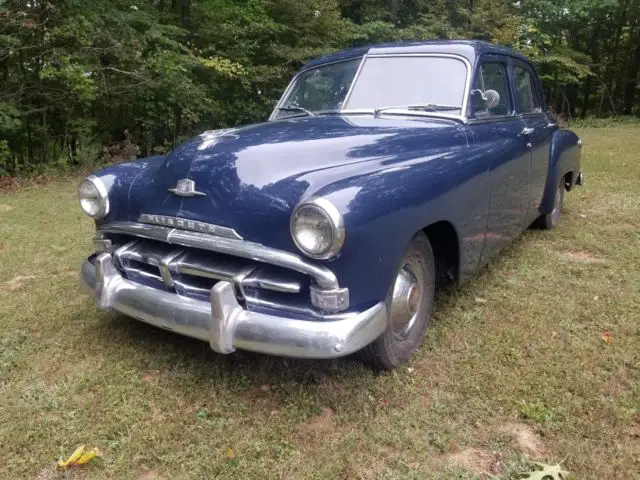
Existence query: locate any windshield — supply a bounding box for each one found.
[273,59,361,119]
[273,55,468,120]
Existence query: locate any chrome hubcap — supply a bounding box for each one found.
[390,260,423,340]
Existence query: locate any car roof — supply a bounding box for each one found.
[301,40,530,71]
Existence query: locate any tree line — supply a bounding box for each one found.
[1,0,639,175]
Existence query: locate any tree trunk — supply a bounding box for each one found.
[623,24,640,114]
[580,21,602,118]
[602,0,629,114]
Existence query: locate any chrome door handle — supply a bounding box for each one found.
[521,127,535,135]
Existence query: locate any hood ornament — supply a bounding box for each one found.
[168,179,206,197]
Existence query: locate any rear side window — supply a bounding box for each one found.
[513,66,541,113]
[470,62,512,117]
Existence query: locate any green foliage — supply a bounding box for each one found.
[0,0,639,175]
[518,400,559,429]
[0,140,11,176]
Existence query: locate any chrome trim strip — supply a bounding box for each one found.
[98,221,339,290]
[341,53,367,108]
[138,214,243,240]
[81,256,386,359]
[243,275,301,294]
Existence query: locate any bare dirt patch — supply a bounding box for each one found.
[0,204,14,212]
[448,447,503,477]
[142,369,162,384]
[503,423,549,459]
[604,373,633,397]
[299,407,335,436]
[295,407,335,437]
[35,463,57,480]
[137,469,164,480]
[627,421,640,447]
[557,251,607,264]
[1,274,36,292]
[239,385,282,415]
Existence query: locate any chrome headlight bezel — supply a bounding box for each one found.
[290,197,345,260]
[78,175,110,219]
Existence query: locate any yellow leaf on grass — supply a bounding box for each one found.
[57,445,85,469]
[57,445,102,469]
[76,448,101,465]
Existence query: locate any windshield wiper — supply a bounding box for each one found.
[276,105,315,117]
[374,104,461,116]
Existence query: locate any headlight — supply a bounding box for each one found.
[78,175,109,219]
[290,197,344,259]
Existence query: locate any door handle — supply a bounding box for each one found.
[521,127,535,135]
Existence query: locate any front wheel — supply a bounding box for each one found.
[361,232,435,369]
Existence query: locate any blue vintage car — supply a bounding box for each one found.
[78,40,583,368]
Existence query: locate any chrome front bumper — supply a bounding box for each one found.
[81,254,387,359]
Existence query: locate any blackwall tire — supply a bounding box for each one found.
[534,181,564,230]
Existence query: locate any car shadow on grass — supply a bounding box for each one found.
[86,308,372,385]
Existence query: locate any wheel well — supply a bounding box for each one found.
[422,221,459,288]
[564,171,574,191]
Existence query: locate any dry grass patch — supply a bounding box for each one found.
[448,447,504,477]
[556,250,607,263]
[1,274,36,292]
[501,424,549,460]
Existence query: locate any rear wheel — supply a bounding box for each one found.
[534,180,564,230]
[361,232,435,369]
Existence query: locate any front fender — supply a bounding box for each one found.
[541,130,581,213]
[90,156,165,224]
[310,143,490,310]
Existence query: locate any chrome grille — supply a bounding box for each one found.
[95,221,349,313]
[112,238,308,304]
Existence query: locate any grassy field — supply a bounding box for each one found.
[1,126,639,479]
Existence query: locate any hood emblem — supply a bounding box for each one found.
[168,179,206,197]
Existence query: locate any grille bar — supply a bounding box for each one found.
[113,240,304,298]
[98,221,339,290]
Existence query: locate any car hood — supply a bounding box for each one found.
[126,115,467,246]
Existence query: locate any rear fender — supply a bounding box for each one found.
[541,130,581,213]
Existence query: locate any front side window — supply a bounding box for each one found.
[273,55,469,119]
[469,62,512,117]
[513,66,541,113]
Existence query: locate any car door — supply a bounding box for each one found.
[467,56,531,264]
[511,60,557,225]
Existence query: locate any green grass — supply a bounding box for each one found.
[1,126,639,479]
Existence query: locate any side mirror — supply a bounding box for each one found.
[470,89,486,113]
[484,89,500,109]
[470,89,501,113]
